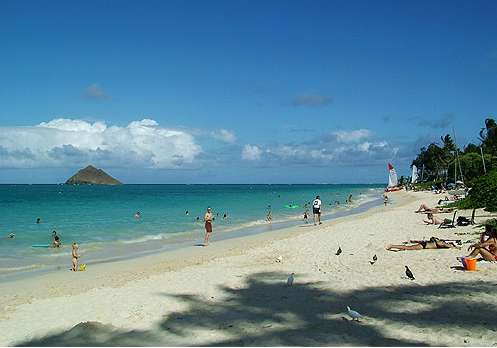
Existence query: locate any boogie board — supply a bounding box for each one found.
[284,204,300,209]
[31,244,50,248]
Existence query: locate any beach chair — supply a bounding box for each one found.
[438,211,457,229]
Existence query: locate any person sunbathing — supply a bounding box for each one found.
[386,237,460,251]
[466,226,497,261]
[415,204,453,214]
[423,213,443,225]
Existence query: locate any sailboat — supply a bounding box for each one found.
[411,165,418,184]
[385,163,402,192]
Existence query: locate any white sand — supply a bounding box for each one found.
[1,191,497,346]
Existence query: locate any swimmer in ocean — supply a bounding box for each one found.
[36,218,41,224]
[52,230,61,247]
[134,211,141,219]
[7,232,15,239]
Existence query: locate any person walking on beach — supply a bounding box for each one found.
[203,207,213,246]
[71,242,80,271]
[383,193,389,206]
[313,195,322,225]
[303,210,309,224]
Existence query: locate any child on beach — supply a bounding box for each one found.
[383,193,389,206]
[71,242,80,271]
[303,210,308,224]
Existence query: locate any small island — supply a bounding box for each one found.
[65,165,122,185]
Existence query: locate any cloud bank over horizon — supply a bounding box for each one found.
[0,117,418,183]
[0,118,201,169]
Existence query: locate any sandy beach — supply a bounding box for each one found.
[1,190,497,346]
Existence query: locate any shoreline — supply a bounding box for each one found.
[2,190,497,346]
[0,190,383,283]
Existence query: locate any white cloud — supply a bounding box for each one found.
[211,129,236,143]
[333,129,372,143]
[84,83,110,100]
[0,118,201,169]
[241,144,262,160]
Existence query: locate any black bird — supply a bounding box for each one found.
[405,266,415,280]
[336,246,342,256]
[370,254,377,265]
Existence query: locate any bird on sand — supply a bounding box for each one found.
[346,306,362,321]
[370,254,377,265]
[405,266,415,280]
[336,246,342,256]
[287,273,295,286]
[276,255,283,263]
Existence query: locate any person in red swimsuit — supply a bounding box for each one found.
[203,207,213,246]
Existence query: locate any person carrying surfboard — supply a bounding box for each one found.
[312,195,322,225]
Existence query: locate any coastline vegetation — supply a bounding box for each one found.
[412,118,497,211]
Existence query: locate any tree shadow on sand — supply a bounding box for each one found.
[18,272,497,346]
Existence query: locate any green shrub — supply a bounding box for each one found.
[413,180,443,191]
[456,170,497,211]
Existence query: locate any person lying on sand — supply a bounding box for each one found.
[386,237,460,251]
[466,226,497,261]
[415,204,453,214]
[423,213,443,225]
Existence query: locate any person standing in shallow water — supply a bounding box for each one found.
[312,195,322,225]
[71,242,80,271]
[203,207,213,246]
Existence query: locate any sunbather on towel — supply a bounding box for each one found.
[415,204,453,214]
[386,237,460,251]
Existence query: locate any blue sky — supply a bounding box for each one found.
[1,0,496,184]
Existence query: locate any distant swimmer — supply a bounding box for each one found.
[348,194,353,204]
[185,210,189,216]
[71,242,80,271]
[203,207,213,246]
[312,195,322,225]
[36,218,41,224]
[196,216,200,221]
[7,232,15,239]
[134,211,141,219]
[223,213,227,219]
[52,230,61,248]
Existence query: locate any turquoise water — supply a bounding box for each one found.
[0,184,383,276]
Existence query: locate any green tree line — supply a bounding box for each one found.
[412,118,497,187]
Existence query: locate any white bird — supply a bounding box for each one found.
[276,255,283,263]
[346,306,362,321]
[287,273,295,287]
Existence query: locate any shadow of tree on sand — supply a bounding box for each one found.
[18,272,497,346]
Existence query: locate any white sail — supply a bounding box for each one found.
[411,165,418,184]
[387,163,398,188]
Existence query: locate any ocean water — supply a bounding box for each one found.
[0,184,383,278]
